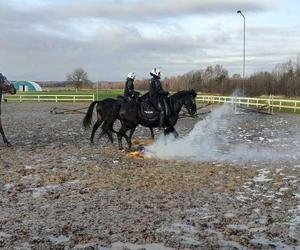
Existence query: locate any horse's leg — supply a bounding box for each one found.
[164,127,178,138]
[124,132,132,149]
[172,128,179,138]
[0,117,11,147]
[98,128,106,140]
[107,120,117,144]
[163,127,171,136]
[129,127,136,140]
[106,129,114,144]
[98,127,113,144]
[90,118,102,144]
[122,131,132,149]
[150,127,154,139]
[117,127,132,150]
[117,129,124,150]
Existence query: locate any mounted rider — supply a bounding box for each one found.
[149,68,170,128]
[124,72,140,102]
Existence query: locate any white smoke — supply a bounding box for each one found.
[145,104,300,164]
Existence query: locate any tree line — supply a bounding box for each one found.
[135,56,300,97]
[65,55,300,97]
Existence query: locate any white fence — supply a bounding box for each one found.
[197,95,300,112]
[6,94,95,103]
[4,93,300,112]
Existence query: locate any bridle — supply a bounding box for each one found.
[183,93,197,116]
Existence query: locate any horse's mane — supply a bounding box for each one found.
[170,90,196,99]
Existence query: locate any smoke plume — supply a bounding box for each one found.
[145,104,300,164]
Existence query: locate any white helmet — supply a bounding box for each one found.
[127,72,136,80]
[150,68,161,77]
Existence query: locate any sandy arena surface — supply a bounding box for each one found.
[0,102,300,249]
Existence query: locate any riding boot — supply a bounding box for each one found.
[163,98,170,116]
[159,111,166,129]
[158,102,166,129]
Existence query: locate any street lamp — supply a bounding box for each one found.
[237,10,245,79]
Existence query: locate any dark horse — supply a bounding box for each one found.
[116,90,197,150]
[0,73,16,147]
[83,94,154,144]
[83,98,121,144]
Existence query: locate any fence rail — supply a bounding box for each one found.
[5,94,95,103]
[4,93,300,112]
[197,94,300,112]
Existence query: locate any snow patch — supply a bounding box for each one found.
[253,169,272,182]
[48,235,70,245]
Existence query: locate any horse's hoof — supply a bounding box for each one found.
[6,142,12,147]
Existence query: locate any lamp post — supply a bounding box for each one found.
[237,10,245,79]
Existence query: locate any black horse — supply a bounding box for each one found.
[117,90,197,150]
[82,93,154,144]
[83,98,121,144]
[0,74,16,147]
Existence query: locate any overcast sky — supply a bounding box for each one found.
[0,0,299,81]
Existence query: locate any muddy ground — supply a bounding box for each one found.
[0,102,300,249]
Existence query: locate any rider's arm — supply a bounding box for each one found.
[127,80,135,95]
[155,80,168,95]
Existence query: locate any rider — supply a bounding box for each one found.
[149,68,170,128]
[124,72,140,102]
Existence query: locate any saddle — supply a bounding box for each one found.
[140,100,159,121]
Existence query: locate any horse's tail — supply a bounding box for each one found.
[83,101,99,129]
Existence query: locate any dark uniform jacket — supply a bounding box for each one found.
[124,78,135,99]
[149,76,167,98]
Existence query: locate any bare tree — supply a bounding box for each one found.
[232,74,241,79]
[85,55,300,97]
[66,68,90,89]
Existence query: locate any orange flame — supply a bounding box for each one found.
[126,139,154,159]
[126,151,144,159]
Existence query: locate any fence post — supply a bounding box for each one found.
[294,102,297,113]
[20,95,22,102]
[38,95,40,102]
[73,96,76,102]
[256,99,258,108]
[56,96,58,103]
[279,100,282,111]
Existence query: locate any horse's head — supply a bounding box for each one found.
[0,73,16,94]
[183,89,197,116]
